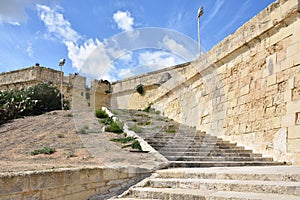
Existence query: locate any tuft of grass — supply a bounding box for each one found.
[107,121,123,133]
[122,140,143,151]
[137,120,151,126]
[95,109,109,118]
[79,124,89,134]
[131,118,137,122]
[165,129,176,133]
[31,147,56,155]
[57,133,65,138]
[100,117,113,125]
[67,151,75,158]
[64,113,73,117]
[129,125,143,133]
[110,136,136,144]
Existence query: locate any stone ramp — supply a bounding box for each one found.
[113,109,283,168]
[114,166,300,200]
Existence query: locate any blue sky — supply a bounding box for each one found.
[0,0,274,81]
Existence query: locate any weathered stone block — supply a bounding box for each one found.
[275,104,287,116]
[267,74,277,86]
[281,57,294,70]
[273,93,284,105]
[286,99,300,114]
[23,191,42,200]
[0,194,21,200]
[292,88,300,101]
[0,175,30,194]
[282,114,296,127]
[265,106,276,118]
[288,125,300,139]
[272,117,282,129]
[240,85,250,96]
[287,138,300,152]
[30,171,65,190]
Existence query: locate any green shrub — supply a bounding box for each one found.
[110,136,136,144]
[100,117,113,125]
[31,147,56,155]
[95,109,109,118]
[0,83,67,125]
[107,121,123,133]
[122,140,143,151]
[136,84,144,95]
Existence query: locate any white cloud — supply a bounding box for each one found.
[119,68,134,79]
[0,0,37,25]
[138,51,176,70]
[26,42,33,57]
[66,39,101,70]
[37,4,81,43]
[37,4,116,79]
[113,10,134,31]
[158,36,193,60]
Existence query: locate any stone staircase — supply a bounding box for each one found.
[114,109,283,168]
[115,166,300,199]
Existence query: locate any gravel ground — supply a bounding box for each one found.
[0,110,103,173]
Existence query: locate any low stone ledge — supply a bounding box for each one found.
[0,166,149,200]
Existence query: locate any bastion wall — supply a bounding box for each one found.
[111,0,300,164]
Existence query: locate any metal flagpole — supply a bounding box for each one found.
[197,6,204,56]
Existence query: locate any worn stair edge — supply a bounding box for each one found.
[168,161,284,168]
[129,187,300,200]
[157,166,300,182]
[165,156,273,161]
[148,178,300,195]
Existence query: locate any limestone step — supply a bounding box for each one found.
[168,161,282,167]
[151,145,245,152]
[165,156,273,161]
[158,149,261,157]
[147,142,240,148]
[128,187,300,200]
[147,178,300,195]
[148,135,217,140]
[158,167,300,182]
[158,148,253,153]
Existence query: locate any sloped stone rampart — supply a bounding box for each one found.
[111,0,300,164]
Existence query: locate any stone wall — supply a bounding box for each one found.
[111,0,300,164]
[0,66,111,111]
[0,65,62,90]
[0,167,147,200]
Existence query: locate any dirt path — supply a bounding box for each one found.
[0,110,103,173]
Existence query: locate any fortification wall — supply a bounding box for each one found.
[111,0,300,164]
[0,167,145,200]
[0,66,111,111]
[0,66,62,90]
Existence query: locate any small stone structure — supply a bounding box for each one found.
[0,64,111,111]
